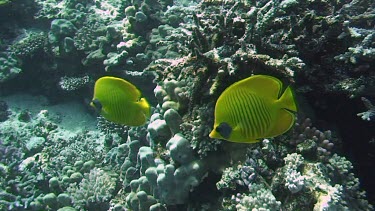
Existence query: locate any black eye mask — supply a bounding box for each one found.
[216,122,232,139]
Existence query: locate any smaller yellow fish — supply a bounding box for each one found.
[91,76,150,126]
[209,75,297,143]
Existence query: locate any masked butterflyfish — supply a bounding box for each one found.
[90,76,151,126]
[209,75,297,143]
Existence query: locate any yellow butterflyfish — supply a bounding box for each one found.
[209,75,297,143]
[91,76,150,126]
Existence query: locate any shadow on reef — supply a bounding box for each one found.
[0,52,90,104]
[306,93,375,204]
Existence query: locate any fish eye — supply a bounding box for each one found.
[216,122,232,139]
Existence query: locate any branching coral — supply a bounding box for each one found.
[217,123,372,210]
[67,168,118,210]
[0,140,32,210]
[357,97,375,121]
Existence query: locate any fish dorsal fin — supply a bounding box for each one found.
[267,85,297,137]
[231,75,282,100]
[97,76,141,101]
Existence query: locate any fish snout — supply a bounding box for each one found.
[209,129,216,138]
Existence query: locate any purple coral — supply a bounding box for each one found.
[289,118,336,161]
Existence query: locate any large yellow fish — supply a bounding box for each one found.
[91,76,150,126]
[209,75,297,143]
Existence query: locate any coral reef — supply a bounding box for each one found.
[0,53,21,83]
[357,97,375,121]
[67,168,117,210]
[10,32,48,59]
[58,75,90,91]
[0,100,10,122]
[218,127,372,210]
[0,0,374,210]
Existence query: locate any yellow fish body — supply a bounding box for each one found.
[91,76,150,126]
[209,75,297,143]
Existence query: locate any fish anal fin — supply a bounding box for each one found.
[244,139,261,144]
[132,114,147,126]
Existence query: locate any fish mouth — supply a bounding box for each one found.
[209,130,215,138]
[209,128,221,139]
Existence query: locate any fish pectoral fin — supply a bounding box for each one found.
[227,124,252,143]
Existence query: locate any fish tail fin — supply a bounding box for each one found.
[267,86,297,137]
[138,97,151,118]
[279,86,297,113]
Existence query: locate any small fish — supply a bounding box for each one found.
[91,76,150,126]
[209,75,297,143]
